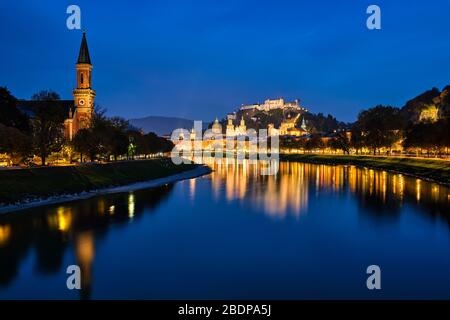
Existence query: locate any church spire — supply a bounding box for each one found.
[301,117,307,131]
[77,32,92,64]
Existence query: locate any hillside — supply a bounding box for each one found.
[223,108,347,133]
[401,86,450,123]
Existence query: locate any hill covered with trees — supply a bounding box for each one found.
[350,86,450,155]
[221,107,347,133]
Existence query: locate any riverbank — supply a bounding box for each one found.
[281,154,450,186]
[0,159,211,212]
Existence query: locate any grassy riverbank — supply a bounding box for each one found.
[0,159,198,205]
[281,154,450,185]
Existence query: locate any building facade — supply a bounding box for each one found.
[278,113,308,136]
[240,98,308,112]
[64,33,96,140]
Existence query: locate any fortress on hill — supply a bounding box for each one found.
[239,98,308,112]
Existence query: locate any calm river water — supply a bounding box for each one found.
[0,160,449,299]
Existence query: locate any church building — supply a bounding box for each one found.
[16,33,96,141]
[64,32,96,140]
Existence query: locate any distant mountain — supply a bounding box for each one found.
[129,116,195,136]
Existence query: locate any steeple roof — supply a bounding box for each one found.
[77,32,91,64]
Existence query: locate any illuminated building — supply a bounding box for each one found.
[226,115,235,137]
[279,114,308,137]
[211,118,222,134]
[240,98,307,112]
[64,32,96,140]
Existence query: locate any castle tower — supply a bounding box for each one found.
[226,117,235,137]
[212,117,222,134]
[190,127,196,140]
[66,32,96,140]
[236,118,247,135]
[73,32,96,130]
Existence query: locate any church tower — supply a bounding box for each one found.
[66,32,95,140]
[73,32,95,131]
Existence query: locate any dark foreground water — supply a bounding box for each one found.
[0,160,449,299]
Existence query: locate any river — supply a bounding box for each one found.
[0,160,449,299]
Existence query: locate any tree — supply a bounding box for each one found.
[403,119,449,156]
[333,131,350,154]
[73,129,97,162]
[304,134,324,152]
[350,122,365,154]
[90,112,130,161]
[144,132,174,154]
[108,117,130,160]
[280,137,305,153]
[31,90,61,101]
[73,106,174,162]
[327,131,350,154]
[280,137,296,153]
[0,124,32,164]
[303,112,347,133]
[439,86,450,121]
[354,105,404,155]
[128,129,149,155]
[441,118,450,152]
[0,87,30,133]
[31,90,65,165]
[72,108,110,162]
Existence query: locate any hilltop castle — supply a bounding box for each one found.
[233,97,310,136]
[64,33,96,140]
[190,107,309,140]
[240,98,308,112]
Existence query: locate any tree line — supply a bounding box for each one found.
[280,104,449,156]
[0,87,173,166]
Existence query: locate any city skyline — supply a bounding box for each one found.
[1,1,450,304]
[1,1,450,122]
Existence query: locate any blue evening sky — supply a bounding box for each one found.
[0,0,449,122]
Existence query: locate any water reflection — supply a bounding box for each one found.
[207,160,310,218]
[0,161,449,299]
[200,159,449,220]
[0,185,174,297]
[128,193,135,218]
[0,224,11,247]
[75,231,94,300]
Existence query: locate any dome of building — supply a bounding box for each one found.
[212,117,222,134]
